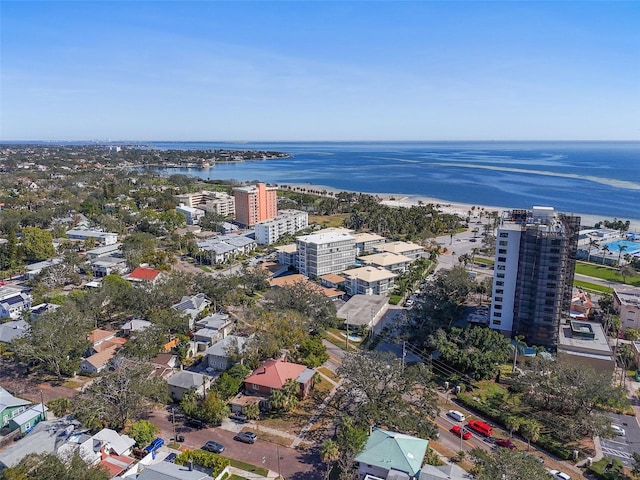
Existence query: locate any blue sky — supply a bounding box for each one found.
[1,1,639,141]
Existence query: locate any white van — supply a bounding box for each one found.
[446,410,466,422]
[549,470,572,480]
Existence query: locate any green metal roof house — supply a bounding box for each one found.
[355,428,429,480]
[9,403,48,434]
[0,387,30,432]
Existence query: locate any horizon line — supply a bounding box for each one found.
[2,139,639,144]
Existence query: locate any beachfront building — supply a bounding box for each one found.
[489,206,580,349]
[342,266,397,296]
[254,209,309,245]
[613,286,640,330]
[353,232,386,255]
[175,190,236,217]
[175,204,205,225]
[374,240,424,261]
[295,231,356,278]
[234,183,277,227]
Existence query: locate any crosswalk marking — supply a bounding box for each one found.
[601,446,633,460]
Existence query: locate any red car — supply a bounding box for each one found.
[495,438,517,450]
[451,425,472,440]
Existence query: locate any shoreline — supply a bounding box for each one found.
[275,182,640,231]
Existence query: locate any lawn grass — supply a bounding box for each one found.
[309,214,349,228]
[474,257,494,266]
[228,459,269,477]
[576,261,640,286]
[589,457,631,480]
[317,366,340,382]
[229,475,248,480]
[573,280,613,294]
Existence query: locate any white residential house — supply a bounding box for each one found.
[0,286,33,320]
[90,255,127,278]
[25,259,62,280]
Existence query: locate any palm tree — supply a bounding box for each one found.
[620,265,636,284]
[244,403,260,420]
[587,238,599,263]
[320,439,340,479]
[617,245,628,266]
[520,419,541,451]
[602,245,610,264]
[505,416,522,438]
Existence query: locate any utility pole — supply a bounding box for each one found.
[401,341,406,372]
[276,442,282,480]
[172,407,176,442]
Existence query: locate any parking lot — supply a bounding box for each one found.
[601,412,640,467]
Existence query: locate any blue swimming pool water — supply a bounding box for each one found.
[604,240,640,253]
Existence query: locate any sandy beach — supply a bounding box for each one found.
[276,182,637,231]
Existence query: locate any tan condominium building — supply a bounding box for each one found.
[342,266,397,296]
[174,191,235,217]
[234,183,278,227]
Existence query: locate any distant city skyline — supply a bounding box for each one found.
[1,1,639,141]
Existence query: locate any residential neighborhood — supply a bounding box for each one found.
[0,144,639,480]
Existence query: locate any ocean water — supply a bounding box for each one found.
[144,141,640,224]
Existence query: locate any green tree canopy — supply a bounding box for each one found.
[432,326,510,380]
[20,226,54,262]
[470,447,548,480]
[128,419,159,447]
[0,452,109,480]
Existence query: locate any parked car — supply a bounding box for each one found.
[144,437,164,453]
[548,470,572,480]
[202,441,225,453]
[495,438,517,450]
[611,425,625,436]
[186,418,206,429]
[233,431,257,444]
[230,412,248,423]
[446,410,466,422]
[164,453,177,463]
[451,425,472,440]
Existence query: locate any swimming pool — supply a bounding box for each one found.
[603,239,640,254]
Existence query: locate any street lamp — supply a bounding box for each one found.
[459,419,464,451]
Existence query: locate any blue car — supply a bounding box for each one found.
[144,437,164,453]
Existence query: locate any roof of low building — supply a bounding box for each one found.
[167,370,207,390]
[136,461,211,480]
[11,403,47,426]
[359,252,411,267]
[337,295,389,324]
[0,319,29,343]
[341,266,397,282]
[355,428,428,477]
[92,428,136,456]
[204,335,249,358]
[0,387,31,411]
[376,241,424,254]
[320,273,346,284]
[244,359,310,390]
[127,266,162,282]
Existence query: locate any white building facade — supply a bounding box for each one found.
[255,210,309,245]
[296,231,356,278]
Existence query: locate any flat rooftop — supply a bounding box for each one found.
[337,295,389,325]
[342,266,397,282]
[558,320,611,355]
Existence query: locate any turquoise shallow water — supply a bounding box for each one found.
[144,141,640,223]
[604,240,640,253]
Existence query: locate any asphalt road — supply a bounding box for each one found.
[149,409,324,480]
[601,412,640,468]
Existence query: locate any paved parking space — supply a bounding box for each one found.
[601,412,640,467]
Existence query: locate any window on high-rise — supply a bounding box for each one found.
[499,240,508,246]
[499,232,509,238]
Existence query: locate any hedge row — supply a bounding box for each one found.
[175,450,230,477]
[455,392,572,460]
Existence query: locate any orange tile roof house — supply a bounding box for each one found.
[244,359,316,399]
